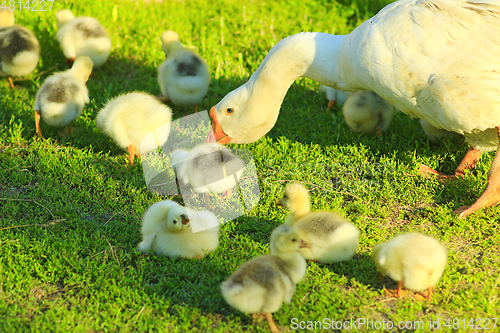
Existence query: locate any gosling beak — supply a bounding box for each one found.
[206,106,231,144]
[180,214,190,225]
[276,199,283,206]
[299,239,311,248]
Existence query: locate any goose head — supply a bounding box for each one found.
[161,30,183,57]
[270,224,309,255]
[166,205,190,232]
[371,242,388,275]
[0,9,14,28]
[276,182,310,218]
[55,9,75,29]
[208,32,346,144]
[209,81,281,144]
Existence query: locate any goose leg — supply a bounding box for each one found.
[426,287,433,300]
[194,104,198,113]
[419,146,481,180]
[396,280,405,298]
[453,129,500,217]
[204,192,210,208]
[58,121,77,137]
[382,283,406,298]
[7,77,14,89]
[158,96,170,104]
[34,110,44,139]
[264,312,280,333]
[454,147,482,177]
[327,100,335,110]
[220,188,232,199]
[127,145,135,165]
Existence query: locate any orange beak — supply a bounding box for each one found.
[276,199,283,206]
[180,214,190,225]
[299,239,311,248]
[206,106,231,144]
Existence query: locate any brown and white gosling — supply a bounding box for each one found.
[220,224,308,333]
[157,31,210,113]
[34,56,93,139]
[277,182,359,263]
[0,9,39,88]
[342,90,396,136]
[55,9,111,68]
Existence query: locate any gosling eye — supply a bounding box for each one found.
[291,238,296,242]
[225,108,234,115]
[283,194,288,199]
[173,220,177,224]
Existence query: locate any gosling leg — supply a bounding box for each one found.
[127,145,136,165]
[264,312,280,333]
[34,110,44,139]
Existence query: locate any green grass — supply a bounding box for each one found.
[1,0,499,332]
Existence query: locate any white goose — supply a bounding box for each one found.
[209,0,500,218]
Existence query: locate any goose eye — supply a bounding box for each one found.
[225,108,234,115]
[173,220,177,224]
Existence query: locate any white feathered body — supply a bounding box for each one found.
[158,48,210,106]
[0,25,39,77]
[57,15,111,67]
[96,92,172,154]
[138,200,219,258]
[290,211,359,263]
[34,70,89,127]
[170,143,245,193]
[338,0,500,151]
[372,232,447,292]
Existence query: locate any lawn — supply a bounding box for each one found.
[1,0,499,332]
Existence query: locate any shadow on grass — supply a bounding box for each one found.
[313,252,383,290]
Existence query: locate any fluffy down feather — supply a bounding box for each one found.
[0,10,39,82]
[220,224,306,332]
[158,31,210,109]
[96,92,172,163]
[372,232,447,293]
[56,9,111,67]
[138,200,219,258]
[34,56,92,131]
[278,182,359,263]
